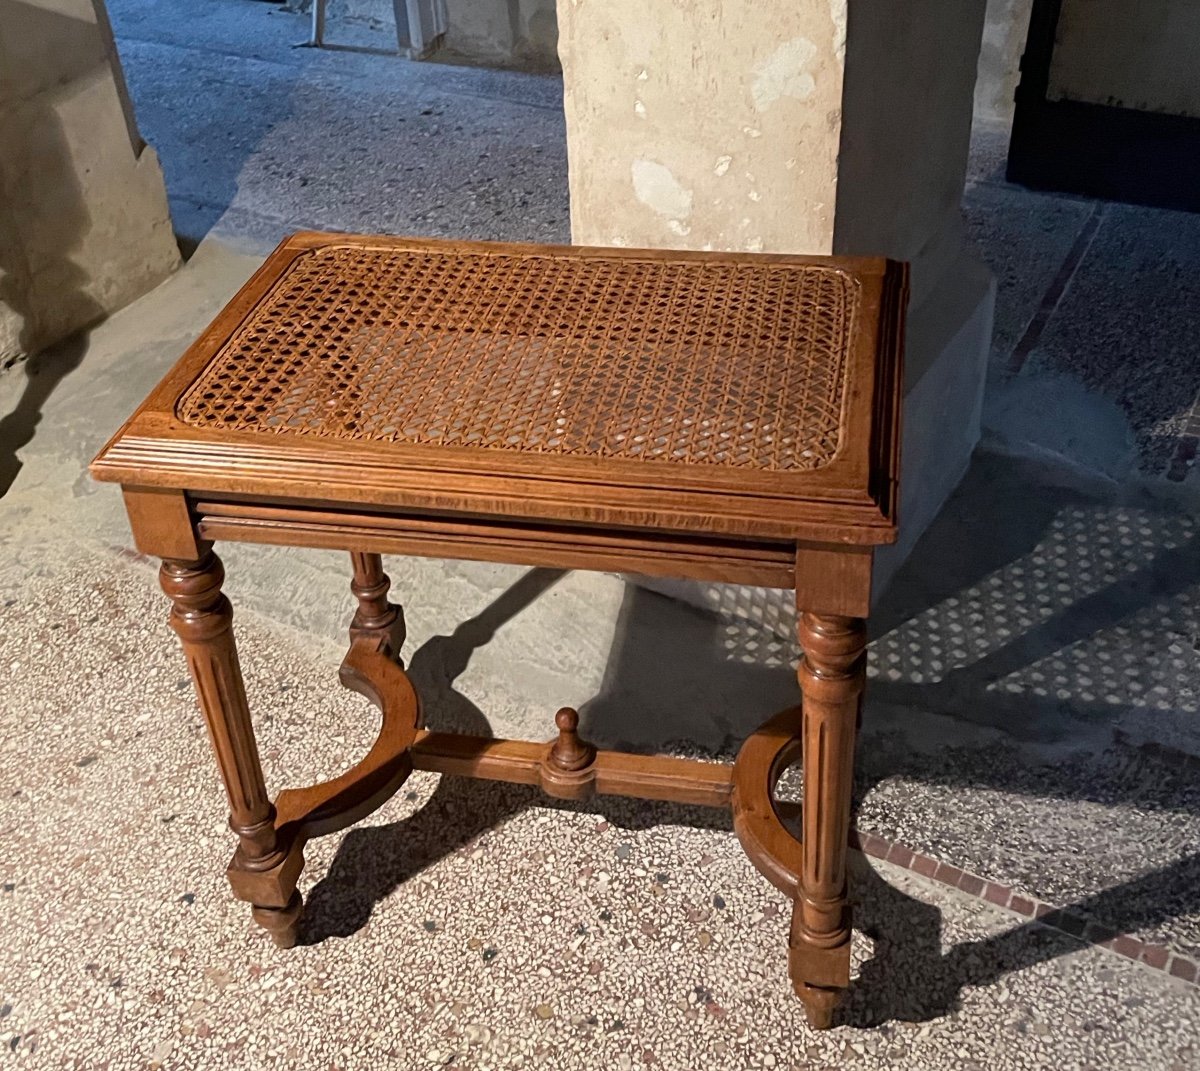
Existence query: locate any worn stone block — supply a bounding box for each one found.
[0,0,178,363]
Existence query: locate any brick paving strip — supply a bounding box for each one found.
[1006,200,1107,377]
[849,826,1200,987]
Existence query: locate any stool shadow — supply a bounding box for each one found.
[403,566,566,737]
[844,851,1200,1027]
[301,566,737,944]
[302,568,566,941]
[0,333,90,499]
[302,455,1200,1025]
[301,776,734,944]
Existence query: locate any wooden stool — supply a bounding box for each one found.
[91,233,907,1028]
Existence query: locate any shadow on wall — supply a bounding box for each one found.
[301,452,1200,1024]
[0,1,109,496]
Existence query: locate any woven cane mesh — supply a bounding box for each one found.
[176,244,860,472]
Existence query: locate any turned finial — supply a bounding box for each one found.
[548,707,594,772]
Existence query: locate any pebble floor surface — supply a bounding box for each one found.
[1,542,1198,1070]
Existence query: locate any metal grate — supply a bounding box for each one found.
[176,243,861,472]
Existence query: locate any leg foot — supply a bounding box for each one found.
[789,902,850,1029]
[252,890,304,949]
[797,983,838,1029]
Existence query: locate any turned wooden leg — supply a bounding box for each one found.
[791,611,866,1028]
[160,550,302,948]
[348,552,406,656]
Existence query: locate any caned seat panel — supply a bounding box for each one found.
[175,244,860,474]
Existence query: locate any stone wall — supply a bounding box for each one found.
[293,0,1044,124]
[0,0,179,365]
[443,0,556,70]
[973,0,1200,124]
[286,0,559,70]
[292,0,1043,124]
[1050,0,1200,118]
[836,0,986,321]
[975,0,1033,123]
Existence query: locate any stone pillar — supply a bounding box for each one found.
[559,0,996,595]
[0,0,179,365]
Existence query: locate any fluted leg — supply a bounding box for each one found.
[791,611,866,1028]
[160,551,301,947]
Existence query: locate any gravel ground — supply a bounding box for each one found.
[0,545,1197,1069]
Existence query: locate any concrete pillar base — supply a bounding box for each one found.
[873,250,995,598]
[0,0,179,365]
